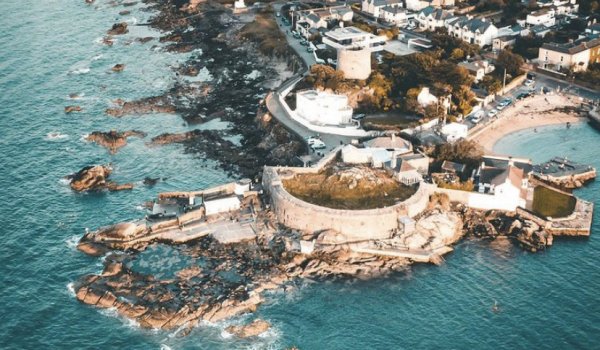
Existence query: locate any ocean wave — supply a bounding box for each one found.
[126,17,138,25]
[80,133,90,142]
[99,307,141,329]
[159,345,172,350]
[58,177,71,186]
[45,132,69,141]
[66,282,75,297]
[92,54,103,61]
[66,235,80,249]
[69,67,90,75]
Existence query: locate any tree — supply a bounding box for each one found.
[452,85,476,116]
[367,72,393,110]
[432,139,483,168]
[450,48,465,61]
[479,75,502,94]
[404,87,421,113]
[495,50,524,78]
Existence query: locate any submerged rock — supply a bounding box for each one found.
[106,96,175,117]
[111,63,126,72]
[86,130,146,153]
[64,105,82,113]
[225,319,270,338]
[107,22,128,35]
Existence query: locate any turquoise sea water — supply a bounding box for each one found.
[0,2,599,349]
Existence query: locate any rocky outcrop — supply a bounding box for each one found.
[64,106,82,113]
[67,165,133,192]
[225,319,270,338]
[106,96,175,117]
[111,64,126,72]
[107,22,128,35]
[102,37,114,46]
[86,130,146,153]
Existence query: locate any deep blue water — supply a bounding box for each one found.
[1,2,599,349]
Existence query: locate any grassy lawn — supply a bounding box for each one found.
[532,186,576,218]
[282,167,417,210]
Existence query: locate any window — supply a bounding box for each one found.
[560,56,564,62]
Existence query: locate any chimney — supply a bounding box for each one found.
[508,156,514,167]
[391,133,396,143]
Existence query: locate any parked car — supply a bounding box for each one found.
[488,109,498,117]
[299,40,308,46]
[310,139,326,150]
[516,92,532,100]
[524,79,534,87]
[306,47,314,53]
[352,113,366,120]
[496,98,512,110]
[470,114,483,124]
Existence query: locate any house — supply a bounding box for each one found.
[586,23,600,35]
[441,160,466,175]
[400,152,430,174]
[295,6,354,38]
[473,155,532,210]
[538,37,600,72]
[380,6,410,26]
[406,0,455,12]
[416,6,454,31]
[417,87,451,110]
[361,0,403,18]
[295,90,353,126]
[530,24,551,38]
[323,26,387,51]
[526,8,555,27]
[323,26,388,79]
[493,35,517,52]
[446,16,498,47]
[458,60,495,82]
[385,157,423,185]
[440,122,468,142]
[364,134,413,154]
[341,135,414,168]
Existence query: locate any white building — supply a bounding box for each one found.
[538,37,600,72]
[323,26,387,79]
[295,90,353,126]
[417,87,451,111]
[526,8,555,27]
[446,16,498,47]
[295,6,353,39]
[416,6,454,31]
[204,196,241,216]
[361,0,403,18]
[406,0,455,12]
[472,158,529,211]
[458,60,495,82]
[380,6,410,26]
[323,26,387,51]
[341,134,413,167]
[440,122,468,142]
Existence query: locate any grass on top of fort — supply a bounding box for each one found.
[282,165,417,210]
[532,186,576,218]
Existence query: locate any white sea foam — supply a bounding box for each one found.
[66,282,75,297]
[70,67,90,75]
[80,133,90,142]
[99,307,141,329]
[66,235,80,249]
[91,54,103,61]
[45,132,69,141]
[58,177,71,186]
[159,345,172,350]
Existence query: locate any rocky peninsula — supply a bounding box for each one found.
[86,130,146,153]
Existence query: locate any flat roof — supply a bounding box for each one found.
[326,26,372,40]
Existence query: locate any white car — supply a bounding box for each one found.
[310,139,326,150]
[524,79,534,87]
[488,109,498,117]
[470,114,483,124]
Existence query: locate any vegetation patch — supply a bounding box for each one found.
[282,165,417,210]
[532,186,576,218]
[239,12,294,57]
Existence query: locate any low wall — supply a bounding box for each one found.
[262,166,430,242]
[501,74,526,95]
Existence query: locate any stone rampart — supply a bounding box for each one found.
[262,166,430,242]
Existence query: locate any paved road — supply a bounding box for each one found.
[273,3,316,68]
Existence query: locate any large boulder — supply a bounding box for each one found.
[226,319,271,338]
[68,165,112,191]
[86,130,146,153]
[107,22,128,35]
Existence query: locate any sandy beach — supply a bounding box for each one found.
[470,93,586,153]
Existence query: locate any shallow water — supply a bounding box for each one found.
[1,2,599,349]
